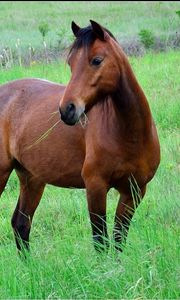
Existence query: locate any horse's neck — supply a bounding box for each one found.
[111,58,152,139]
[88,64,152,145]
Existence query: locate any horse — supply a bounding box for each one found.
[0,20,160,253]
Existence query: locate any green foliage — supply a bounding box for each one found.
[0,2,180,55]
[176,10,180,18]
[56,27,68,48]
[138,29,155,49]
[38,22,50,40]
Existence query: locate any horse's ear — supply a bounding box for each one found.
[90,20,108,41]
[71,21,81,37]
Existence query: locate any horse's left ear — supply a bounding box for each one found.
[90,20,108,41]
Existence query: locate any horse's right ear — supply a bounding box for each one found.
[90,20,108,41]
[71,21,81,37]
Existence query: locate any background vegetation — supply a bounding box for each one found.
[0,1,179,299]
[0,1,180,66]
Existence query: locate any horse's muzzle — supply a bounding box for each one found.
[59,103,84,126]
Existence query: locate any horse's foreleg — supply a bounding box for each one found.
[11,175,45,253]
[84,175,109,252]
[113,186,146,251]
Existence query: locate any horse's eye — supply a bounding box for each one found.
[91,57,103,66]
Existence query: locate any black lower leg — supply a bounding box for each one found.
[14,227,30,252]
[11,208,31,252]
[113,216,131,251]
[91,214,109,252]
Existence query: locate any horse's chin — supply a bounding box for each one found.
[63,113,89,128]
[63,119,78,126]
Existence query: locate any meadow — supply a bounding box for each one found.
[0,1,180,299]
[0,1,180,63]
[1,1,180,47]
[0,50,179,299]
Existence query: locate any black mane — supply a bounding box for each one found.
[68,24,117,57]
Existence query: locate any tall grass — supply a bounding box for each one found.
[0,51,179,298]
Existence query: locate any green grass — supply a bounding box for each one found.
[0,1,180,52]
[0,61,71,84]
[0,51,179,299]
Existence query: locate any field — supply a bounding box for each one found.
[0,1,179,46]
[0,1,180,62]
[0,1,180,299]
[0,51,179,299]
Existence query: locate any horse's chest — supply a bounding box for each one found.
[87,139,135,174]
[110,153,154,193]
[91,142,148,189]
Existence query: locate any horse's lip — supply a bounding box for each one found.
[63,119,77,126]
[60,111,82,126]
[59,103,85,126]
[61,118,77,126]
[60,114,77,126]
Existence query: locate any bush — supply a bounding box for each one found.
[38,22,50,41]
[138,29,155,49]
[175,10,180,18]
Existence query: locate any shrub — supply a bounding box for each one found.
[175,10,180,18]
[38,22,50,41]
[138,29,155,49]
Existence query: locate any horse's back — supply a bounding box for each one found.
[0,78,85,188]
[0,78,65,115]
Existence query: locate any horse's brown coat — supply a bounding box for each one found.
[0,21,160,252]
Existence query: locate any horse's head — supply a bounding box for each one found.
[59,20,121,125]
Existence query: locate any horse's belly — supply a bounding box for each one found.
[13,129,85,188]
[48,171,85,188]
[18,150,85,188]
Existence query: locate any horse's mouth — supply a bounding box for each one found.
[59,104,85,126]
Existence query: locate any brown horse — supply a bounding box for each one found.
[0,20,160,253]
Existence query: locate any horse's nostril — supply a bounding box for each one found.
[66,103,76,121]
[67,103,75,115]
[59,103,76,124]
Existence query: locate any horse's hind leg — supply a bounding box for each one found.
[0,164,13,197]
[113,186,146,251]
[11,172,45,252]
[0,171,11,196]
[0,145,13,197]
